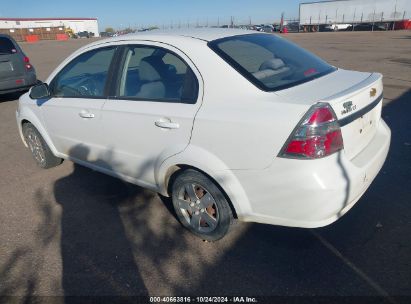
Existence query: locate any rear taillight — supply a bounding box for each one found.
[23,56,32,70]
[279,103,344,159]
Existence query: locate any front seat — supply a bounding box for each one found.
[136,56,167,99]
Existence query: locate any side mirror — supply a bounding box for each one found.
[30,82,50,99]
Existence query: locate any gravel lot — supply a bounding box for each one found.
[0,31,410,301]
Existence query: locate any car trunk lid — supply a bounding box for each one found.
[324,72,383,160]
[0,53,26,81]
[276,69,383,160]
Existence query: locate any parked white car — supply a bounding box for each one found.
[325,23,352,31]
[17,29,390,240]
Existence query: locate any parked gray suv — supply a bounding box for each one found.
[0,34,37,95]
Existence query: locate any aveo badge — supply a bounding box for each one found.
[341,101,356,115]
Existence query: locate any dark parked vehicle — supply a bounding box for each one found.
[77,31,91,38]
[346,23,387,31]
[100,31,114,38]
[0,34,37,95]
[285,22,302,32]
[261,25,274,33]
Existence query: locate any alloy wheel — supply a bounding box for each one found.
[26,129,46,166]
[177,183,219,233]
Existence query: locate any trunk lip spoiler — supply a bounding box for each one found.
[338,94,383,127]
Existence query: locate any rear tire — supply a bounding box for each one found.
[23,123,62,169]
[171,169,234,241]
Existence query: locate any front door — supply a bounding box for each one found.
[41,46,116,162]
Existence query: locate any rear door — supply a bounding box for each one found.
[41,46,117,162]
[100,43,202,187]
[0,36,25,81]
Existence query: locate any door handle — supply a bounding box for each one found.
[155,119,180,129]
[79,111,95,119]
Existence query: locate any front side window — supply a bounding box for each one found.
[117,45,198,103]
[51,47,115,97]
[209,34,336,91]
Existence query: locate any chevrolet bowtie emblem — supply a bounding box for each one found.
[341,101,355,115]
[370,88,377,97]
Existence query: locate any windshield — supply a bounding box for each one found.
[208,33,336,91]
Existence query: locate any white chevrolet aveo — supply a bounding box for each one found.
[17,29,390,241]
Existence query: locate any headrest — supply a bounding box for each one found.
[139,56,166,82]
[259,58,285,71]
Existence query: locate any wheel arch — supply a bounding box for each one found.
[166,164,239,219]
[18,110,60,157]
[19,119,30,147]
[156,145,253,219]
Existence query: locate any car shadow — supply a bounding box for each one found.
[393,35,411,40]
[54,145,149,297]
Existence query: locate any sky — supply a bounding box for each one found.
[0,0,316,30]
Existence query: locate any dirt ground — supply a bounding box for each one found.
[0,30,410,301]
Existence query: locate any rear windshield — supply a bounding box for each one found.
[208,34,336,91]
[0,37,16,54]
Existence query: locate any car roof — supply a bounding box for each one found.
[105,28,254,43]
[72,28,271,65]
[0,33,12,39]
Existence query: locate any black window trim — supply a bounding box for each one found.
[207,33,337,92]
[49,45,119,100]
[107,43,200,105]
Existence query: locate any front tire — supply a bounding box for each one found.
[23,123,62,169]
[171,169,234,241]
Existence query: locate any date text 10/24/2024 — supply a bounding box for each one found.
[149,297,258,303]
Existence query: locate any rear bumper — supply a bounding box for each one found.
[231,119,391,228]
[0,73,37,94]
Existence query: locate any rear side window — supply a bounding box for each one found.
[51,47,115,98]
[0,37,16,54]
[116,45,198,103]
[209,34,336,91]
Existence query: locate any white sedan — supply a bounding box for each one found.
[16,29,391,241]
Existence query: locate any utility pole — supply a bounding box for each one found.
[335,8,338,23]
[352,9,356,31]
[318,10,321,29]
[309,16,312,32]
[392,0,397,30]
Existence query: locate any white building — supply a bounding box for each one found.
[300,0,411,25]
[0,17,99,37]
